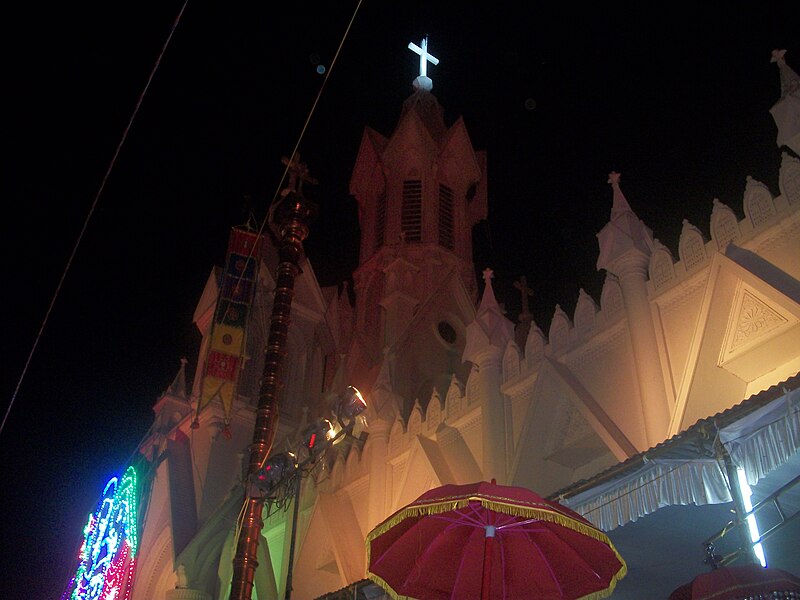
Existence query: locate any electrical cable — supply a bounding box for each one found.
[229,1,365,560]
[1,0,190,440]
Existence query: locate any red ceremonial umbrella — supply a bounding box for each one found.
[365,480,626,600]
[668,564,800,600]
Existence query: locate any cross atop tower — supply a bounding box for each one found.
[408,36,439,91]
[281,153,318,196]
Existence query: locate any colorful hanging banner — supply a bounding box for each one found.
[197,226,262,425]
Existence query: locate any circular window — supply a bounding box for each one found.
[437,321,457,345]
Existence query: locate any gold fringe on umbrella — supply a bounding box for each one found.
[365,491,627,600]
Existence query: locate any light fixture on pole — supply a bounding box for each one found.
[335,385,367,430]
[246,451,298,501]
[301,417,336,457]
[282,386,367,600]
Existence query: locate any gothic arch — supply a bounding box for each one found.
[600,274,624,320]
[425,391,442,432]
[389,418,405,455]
[466,364,481,407]
[678,219,708,272]
[408,402,423,438]
[502,342,521,382]
[710,198,740,252]
[779,152,800,205]
[445,376,463,418]
[649,239,675,291]
[524,325,545,369]
[548,305,572,354]
[742,176,776,229]
[574,289,599,337]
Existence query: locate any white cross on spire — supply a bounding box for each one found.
[408,37,439,91]
[408,37,439,78]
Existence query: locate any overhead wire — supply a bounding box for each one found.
[190,1,365,428]
[230,0,365,544]
[261,0,365,233]
[0,0,190,440]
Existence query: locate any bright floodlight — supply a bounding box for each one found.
[302,418,335,455]
[338,386,367,421]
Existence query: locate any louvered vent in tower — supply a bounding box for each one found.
[438,183,454,250]
[375,192,387,250]
[402,180,422,242]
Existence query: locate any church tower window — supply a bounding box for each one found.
[438,184,455,249]
[437,320,457,344]
[375,192,387,250]
[401,179,423,242]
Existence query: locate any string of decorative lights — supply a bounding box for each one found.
[61,466,140,600]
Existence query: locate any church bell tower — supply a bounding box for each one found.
[348,38,488,385]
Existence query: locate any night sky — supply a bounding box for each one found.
[2,2,797,598]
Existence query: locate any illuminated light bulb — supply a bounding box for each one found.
[736,467,766,567]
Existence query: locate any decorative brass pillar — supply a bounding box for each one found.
[230,156,317,600]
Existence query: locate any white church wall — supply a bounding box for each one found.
[289,500,350,600]
[131,526,175,600]
[653,275,708,402]
[565,325,648,451]
[501,373,537,454]
[340,474,370,538]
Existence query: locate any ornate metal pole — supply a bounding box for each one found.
[230,155,317,600]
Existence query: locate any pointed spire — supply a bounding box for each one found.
[477,268,500,314]
[373,347,394,392]
[166,357,188,399]
[771,49,800,100]
[608,171,633,220]
[596,171,655,273]
[364,348,401,422]
[463,268,515,363]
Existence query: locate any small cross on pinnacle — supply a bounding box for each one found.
[281,153,318,196]
[513,275,534,321]
[482,268,494,285]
